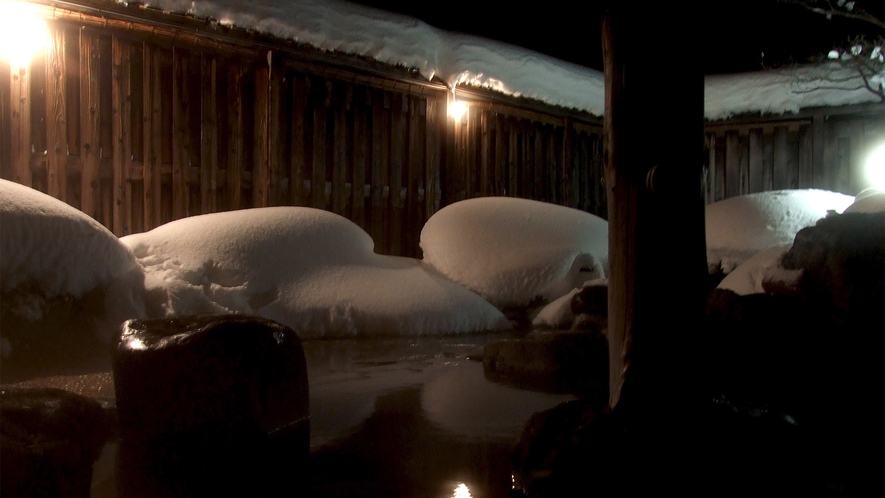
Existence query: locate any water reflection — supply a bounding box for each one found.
[306,335,576,497]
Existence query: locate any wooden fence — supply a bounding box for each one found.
[704,108,885,204]
[2,7,884,259]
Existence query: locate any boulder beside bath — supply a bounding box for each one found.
[113,314,309,497]
[0,387,113,498]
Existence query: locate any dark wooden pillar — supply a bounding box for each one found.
[602,4,708,415]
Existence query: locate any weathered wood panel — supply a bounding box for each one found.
[79,30,102,220]
[46,29,69,201]
[200,54,219,214]
[142,45,164,228]
[10,61,32,186]
[112,36,132,235]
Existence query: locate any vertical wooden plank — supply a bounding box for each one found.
[288,75,307,206]
[252,61,269,208]
[371,90,390,253]
[407,96,424,257]
[451,108,467,201]
[533,126,544,201]
[129,44,144,234]
[462,107,475,199]
[480,109,490,195]
[29,44,47,192]
[311,80,328,209]
[762,127,774,191]
[200,54,218,214]
[549,129,560,203]
[713,132,726,201]
[80,30,101,219]
[0,59,11,181]
[592,133,605,217]
[227,63,245,210]
[508,119,519,197]
[494,113,507,196]
[811,114,826,188]
[725,131,740,198]
[522,124,533,199]
[738,130,749,195]
[561,119,572,207]
[748,128,764,194]
[703,134,714,204]
[332,83,348,215]
[143,45,163,229]
[388,91,406,256]
[46,28,68,200]
[112,37,132,235]
[10,60,32,186]
[268,53,283,207]
[773,126,789,190]
[352,87,368,229]
[798,123,813,189]
[786,125,801,189]
[425,95,444,218]
[172,47,191,218]
[835,135,851,194]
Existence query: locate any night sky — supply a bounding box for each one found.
[352,0,884,74]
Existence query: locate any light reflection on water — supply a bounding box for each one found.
[305,334,577,497]
[453,482,473,498]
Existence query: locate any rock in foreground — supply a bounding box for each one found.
[0,387,113,498]
[113,314,309,497]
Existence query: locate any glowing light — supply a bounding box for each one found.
[128,338,147,350]
[449,100,467,123]
[865,143,885,190]
[0,1,48,66]
[453,483,472,498]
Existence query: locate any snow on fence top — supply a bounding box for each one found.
[125,0,881,118]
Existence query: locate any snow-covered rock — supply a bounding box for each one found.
[420,197,608,309]
[705,189,853,274]
[717,245,799,296]
[0,180,145,346]
[121,207,510,338]
[845,192,885,213]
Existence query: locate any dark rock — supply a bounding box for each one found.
[781,211,885,329]
[570,283,608,332]
[0,387,114,498]
[512,396,819,497]
[483,331,607,395]
[112,314,309,497]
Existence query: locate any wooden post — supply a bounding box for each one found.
[602,4,707,416]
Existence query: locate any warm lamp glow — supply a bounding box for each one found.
[865,143,885,190]
[449,100,467,122]
[453,483,472,498]
[0,1,48,66]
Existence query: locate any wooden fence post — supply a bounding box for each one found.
[10,61,32,187]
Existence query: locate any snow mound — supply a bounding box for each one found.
[121,207,510,338]
[0,180,145,343]
[845,192,885,213]
[706,189,854,274]
[420,197,608,309]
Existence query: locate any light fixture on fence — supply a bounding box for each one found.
[448,87,467,123]
[0,1,48,66]
[865,142,885,190]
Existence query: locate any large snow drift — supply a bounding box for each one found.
[0,180,145,345]
[122,207,510,338]
[706,189,853,274]
[421,197,607,309]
